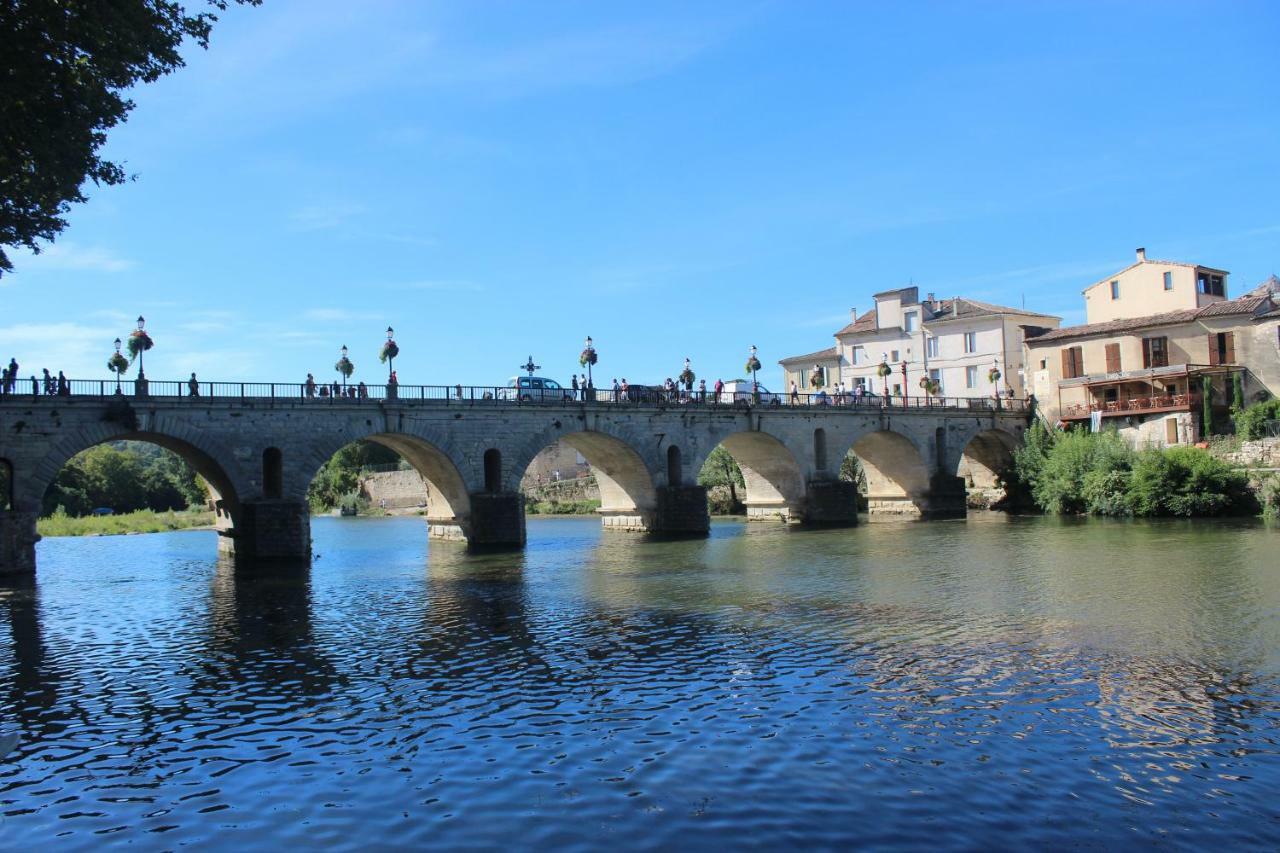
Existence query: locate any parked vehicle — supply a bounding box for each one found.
[498,375,577,402]
[717,379,780,404]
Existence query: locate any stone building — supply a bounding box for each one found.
[1025,264,1280,447]
[780,286,1059,399]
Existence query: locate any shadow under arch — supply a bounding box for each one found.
[313,431,473,541]
[31,428,244,537]
[957,427,1022,505]
[512,430,659,531]
[848,429,932,517]
[715,431,807,522]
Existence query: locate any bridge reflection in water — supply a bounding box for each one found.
[0,382,1030,573]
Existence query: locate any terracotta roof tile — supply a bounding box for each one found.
[834,309,877,336]
[1028,294,1272,344]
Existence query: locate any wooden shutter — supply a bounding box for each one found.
[1105,343,1120,373]
[1224,332,1236,364]
[1061,348,1072,378]
[1143,338,1153,369]
[1207,333,1219,366]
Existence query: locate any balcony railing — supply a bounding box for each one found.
[1,378,1031,414]
[1062,392,1202,420]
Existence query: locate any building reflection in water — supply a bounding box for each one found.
[0,576,52,744]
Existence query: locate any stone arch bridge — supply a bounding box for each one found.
[0,390,1030,574]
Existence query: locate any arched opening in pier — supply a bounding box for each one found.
[957,428,1022,509]
[263,448,283,499]
[37,436,231,535]
[307,434,471,539]
[0,458,11,511]
[697,432,806,522]
[517,433,655,527]
[846,430,931,517]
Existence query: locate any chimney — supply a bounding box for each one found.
[926,292,935,304]
[1136,247,1146,262]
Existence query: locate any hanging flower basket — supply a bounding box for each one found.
[679,367,695,386]
[920,376,940,395]
[126,330,154,360]
[876,361,892,378]
[379,340,399,364]
[988,367,1002,383]
[107,353,129,375]
[809,367,825,389]
[744,356,762,375]
[579,348,598,367]
[335,356,354,379]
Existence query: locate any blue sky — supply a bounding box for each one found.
[4,0,1278,389]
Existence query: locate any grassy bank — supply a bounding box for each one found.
[526,499,601,516]
[38,509,216,537]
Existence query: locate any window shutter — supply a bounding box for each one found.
[1061,348,1072,378]
[1105,343,1120,373]
[1143,338,1153,369]
[1207,333,1219,366]
[1224,332,1236,364]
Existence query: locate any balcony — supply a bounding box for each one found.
[1061,392,1202,420]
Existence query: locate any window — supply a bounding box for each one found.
[1197,272,1225,296]
[892,383,902,396]
[1165,418,1179,445]
[890,349,899,362]
[1163,271,1173,291]
[852,345,865,365]
[965,366,978,388]
[1208,331,1236,365]
[1104,342,1121,373]
[1142,336,1168,368]
[1110,280,1120,300]
[1038,358,1047,370]
[904,311,918,332]
[963,332,977,353]
[853,377,867,389]
[1061,346,1084,379]
[926,336,938,358]
[484,448,503,493]
[929,368,941,393]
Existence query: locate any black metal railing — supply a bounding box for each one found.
[3,379,1031,414]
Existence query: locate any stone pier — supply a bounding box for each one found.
[0,512,39,576]
[232,500,311,562]
[802,480,860,526]
[466,492,526,548]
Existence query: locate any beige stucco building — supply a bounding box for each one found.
[1026,271,1280,447]
[780,286,1059,399]
[1083,247,1229,324]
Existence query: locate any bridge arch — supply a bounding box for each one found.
[21,421,247,537]
[297,429,473,540]
[955,427,1021,500]
[508,426,660,531]
[695,429,807,522]
[845,429,932,517]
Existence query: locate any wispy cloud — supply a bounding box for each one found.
[302,307,384,322]
[389,280,485,293]
[11,242,135,275]
[289,202,366,232]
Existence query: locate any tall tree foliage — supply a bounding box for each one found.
[42,441,207,516]
[0,0,257,275]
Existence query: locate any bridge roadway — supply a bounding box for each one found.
[0,381,1032,574]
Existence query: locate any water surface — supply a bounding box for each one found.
[2,515,1278,848]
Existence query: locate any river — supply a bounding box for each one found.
[1,515,1278,848]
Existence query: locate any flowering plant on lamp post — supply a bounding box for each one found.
[335,345,354,389]
[809,364,825,389]
[127,316,153,377]
[379,326,399,380]
[108,338,129,393]
[580,336,597,390]
[877,357,892,396]
[679,357,695,390]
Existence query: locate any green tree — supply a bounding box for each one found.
[0,1,258,275]
[1127,446,1252,517]
[307,441,402,512]
[697,445,744,513]
[1234,397,1280,440]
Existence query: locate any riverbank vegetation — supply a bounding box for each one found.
[308,440,402,513]
[39,507,215,537]
[526,498,602,515]
[42,442,207,518]
[1014,423,1257,517]
[1234,398,1280,441]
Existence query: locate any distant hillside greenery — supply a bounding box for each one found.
[1014,422,1256,517]
[42,442,208,517]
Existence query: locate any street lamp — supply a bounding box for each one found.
[113,337,123,393]
[136,316,146,378]
[584,335,595,386]
[338,344,351,390]
[384,326,396,379]
[881,352,889,397]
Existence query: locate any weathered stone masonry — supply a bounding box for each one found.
[0,395,1027,574]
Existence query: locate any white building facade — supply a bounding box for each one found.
[780,287,1059,399]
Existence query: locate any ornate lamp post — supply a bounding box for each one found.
[381,326,398,380]
[108,337,128,393]
[336,344,354,390]
[746,345,761,402]
[580,336,597,400]
[135,316,147,378]
[900,358,909,408]
[878,352,891,397]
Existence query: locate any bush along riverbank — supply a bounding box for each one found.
[525,498,602,516]
[38,508,216,537]
[1013,422,1267,518]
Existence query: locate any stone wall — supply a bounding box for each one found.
[360,469,429,510]
[1217,437,1280,469]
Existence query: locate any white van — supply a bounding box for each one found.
[498,375,577,402]
[716,380,779,404]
